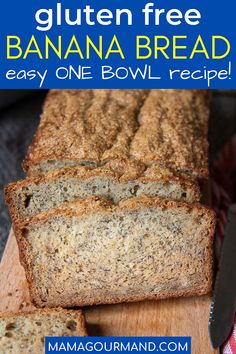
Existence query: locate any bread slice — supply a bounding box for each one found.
[5,164,200,221]
[23,89,210,178]
[14,196,215,308]
[0,308,87,353]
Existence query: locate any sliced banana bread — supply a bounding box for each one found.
[23,89,210,178]
[14,196,215,308]
[0,308,87,353]
[5,164,200,221]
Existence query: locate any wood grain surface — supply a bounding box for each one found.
[0,230,218,354]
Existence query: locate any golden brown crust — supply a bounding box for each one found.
[13,195,216,307]
[0,308,87,336]
[23,89,148,173]
[32,287,211,308]
[23,90,210,178]
[12,224,44,311]
[130,90,210,177]
[6,163,199,188]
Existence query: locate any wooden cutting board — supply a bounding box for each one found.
[0,230,218,354]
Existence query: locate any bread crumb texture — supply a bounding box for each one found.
[5,164,201,221]
[0,308,87,353]
[15,196,216,307]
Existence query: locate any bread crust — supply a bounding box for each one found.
[27,287,213,309]
[23,90,148,174]
[13,195,216,308]
[23,90,210,179]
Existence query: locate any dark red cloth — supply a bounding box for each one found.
[211,136,236,354]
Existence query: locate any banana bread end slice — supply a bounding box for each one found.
[0,308,87,353]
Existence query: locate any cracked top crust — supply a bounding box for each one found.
[23,89,210,178]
